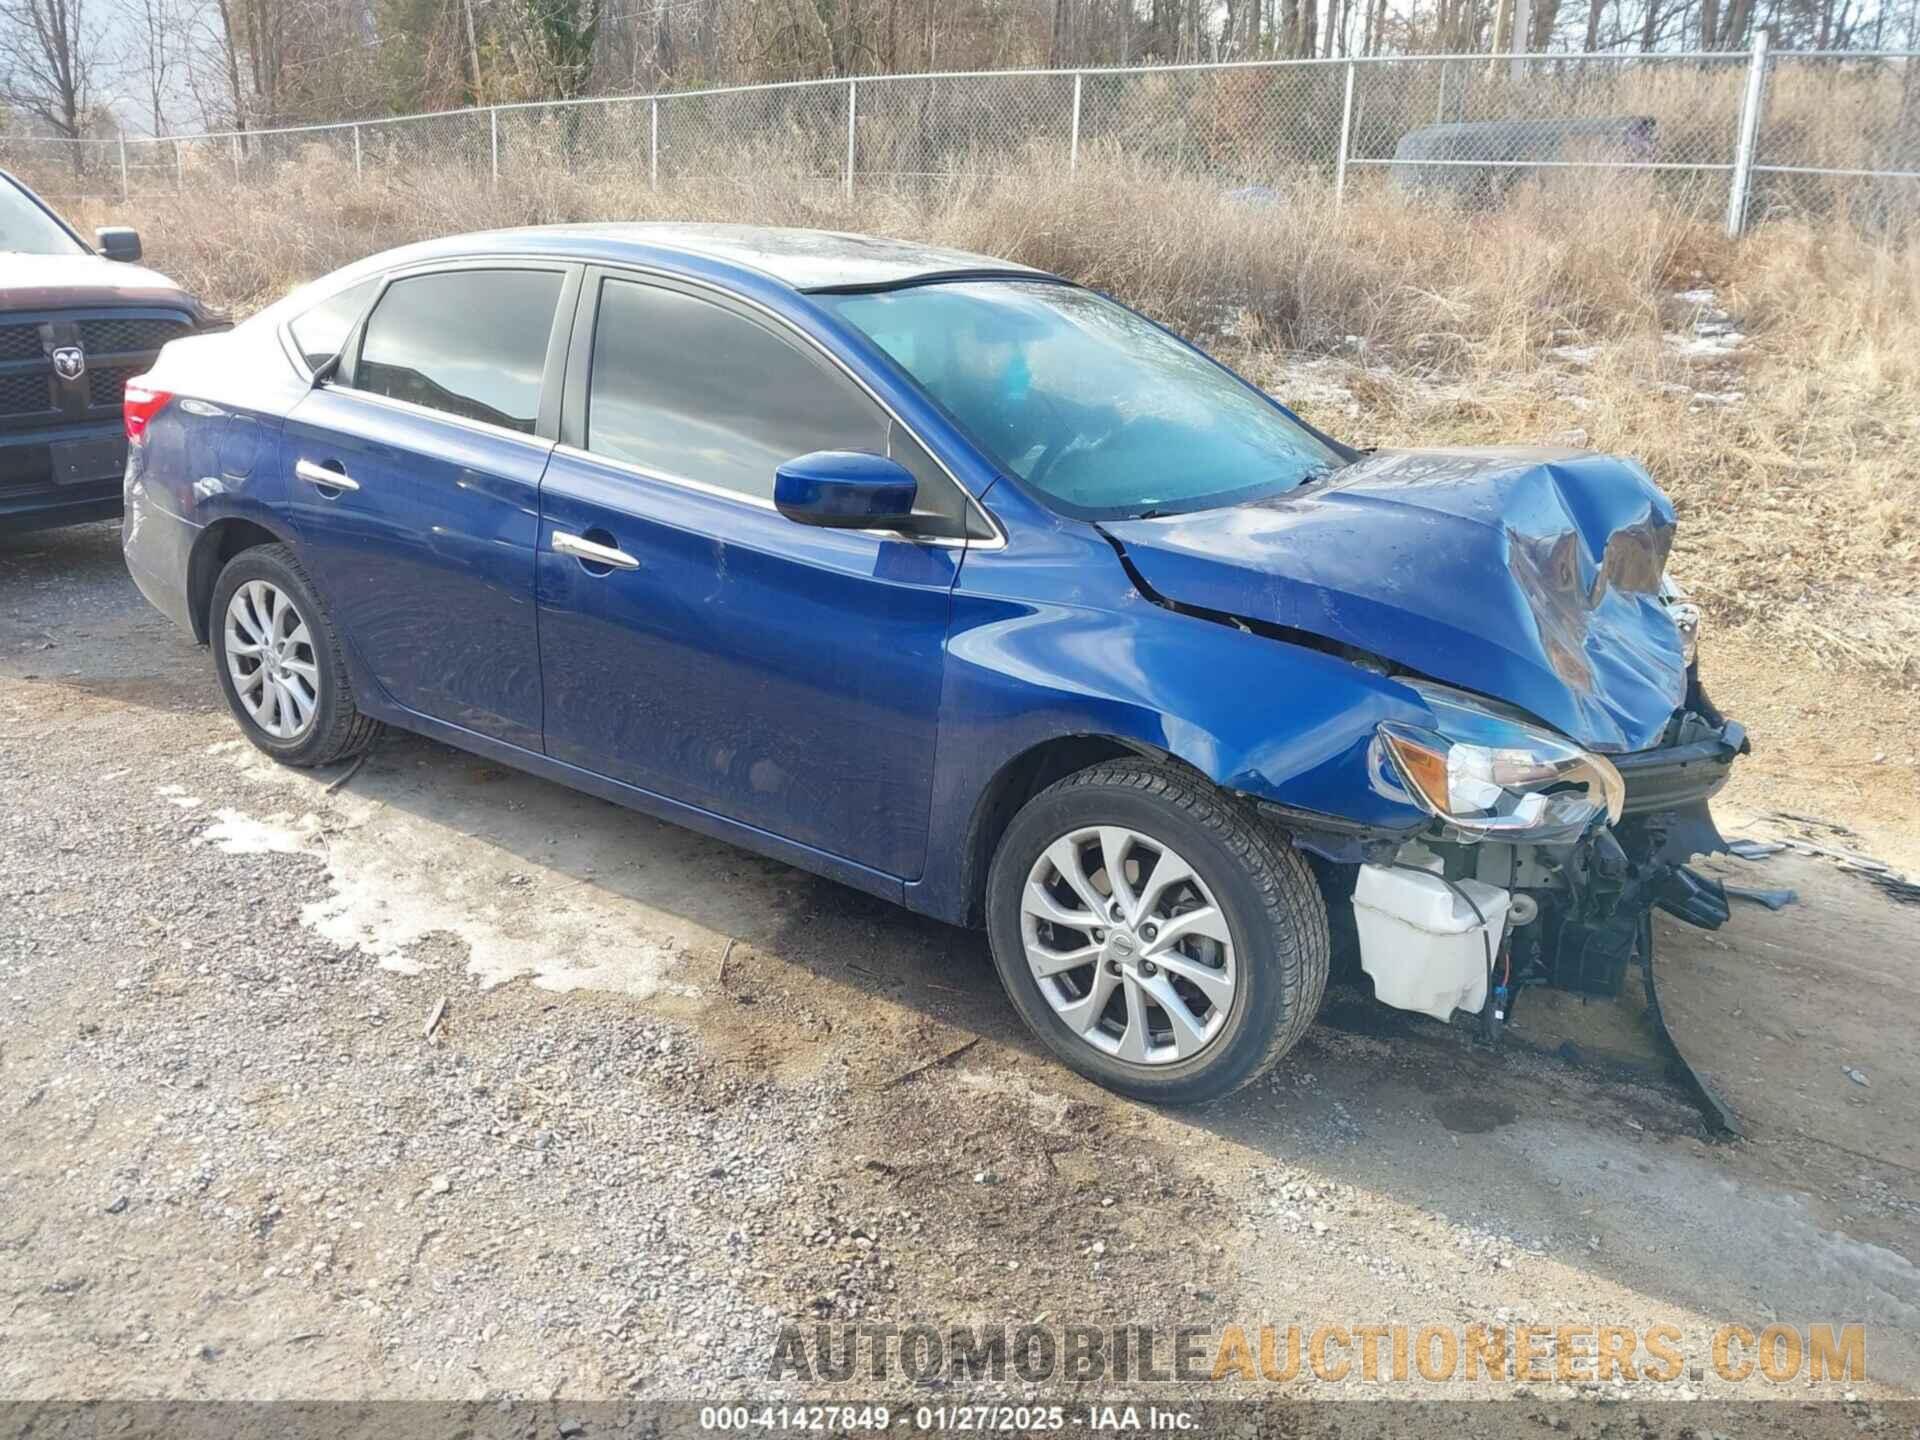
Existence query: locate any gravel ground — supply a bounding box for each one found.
[3,520,1918,1407]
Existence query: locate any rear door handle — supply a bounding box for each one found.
[553,531,640,571]
[295,458,359,492]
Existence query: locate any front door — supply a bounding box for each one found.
[282,264,574,752]
[535,273,971,879]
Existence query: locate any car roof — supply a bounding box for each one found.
[394,222,1048,293]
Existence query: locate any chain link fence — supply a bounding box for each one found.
[5,43,1916,235]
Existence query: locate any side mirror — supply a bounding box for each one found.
[96,226,142,263]
[774,451,917,530]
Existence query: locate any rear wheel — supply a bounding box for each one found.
[209,543,380,767]
[986,760,1328,1104]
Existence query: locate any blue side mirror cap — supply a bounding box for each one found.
[774,451,918,530]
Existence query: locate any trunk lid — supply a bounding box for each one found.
[1098,446,1688,753]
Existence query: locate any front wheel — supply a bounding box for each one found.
[209,543,381,767]
[985,761,1329,1104]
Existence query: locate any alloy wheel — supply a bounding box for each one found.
[1020,825,1236,1066]
[224,580,320,741]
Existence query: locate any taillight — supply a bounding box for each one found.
[124,381,172,444]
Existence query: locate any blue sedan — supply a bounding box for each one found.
[123,224,1744,1102]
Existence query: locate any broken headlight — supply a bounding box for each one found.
[1660,572,1700,666]
[1373,681,1624,842]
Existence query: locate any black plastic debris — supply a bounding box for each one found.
[1724,884,1798,911]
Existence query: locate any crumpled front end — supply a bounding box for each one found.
[1318,671,1748,1038]
[1101,445,1691,753]
[1096,441,1748,1031]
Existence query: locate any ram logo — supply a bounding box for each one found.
[50,346,86,381]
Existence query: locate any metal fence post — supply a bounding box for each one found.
[845,79,857,197]
[1334,61,1357,206]
[174,140,184,192]
[1726,28,1771,238]
[1069,71,1083,176]
[650,97,659,190]
[353,124,363,180]
[490,106,500,185]
[231,134,242,180]
[118,136,130,201]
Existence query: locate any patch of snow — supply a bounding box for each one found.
[1549,344,1600,366]
[155,784,202,809]
[1666,330,1745,359]
[195,746,709,998]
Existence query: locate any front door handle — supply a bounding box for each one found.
[295,458,359,493]
[553,531,640,571]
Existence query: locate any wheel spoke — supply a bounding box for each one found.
[1138,973,1213,1058]
[1044,836,1109,920]
[226,637,264,657]
[1132,850,1195,923]
[232,590,265,644]
[1113,975,1153,1063]
[281,657,318,684]
[280,676,313,727]
[1151,950,1234,1012]
[1097,827,1139,920]
[1024,879,1093,930]
[1053,963,1118,1037]
[1026,938,1101,978]
[1143,904,1230,956]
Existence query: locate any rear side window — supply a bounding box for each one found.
[586,279,886,503]
[355,269,563,434]
[287,277,378,372]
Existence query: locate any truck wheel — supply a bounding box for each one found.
[209,543,381,768]
[986,760,1329,1105]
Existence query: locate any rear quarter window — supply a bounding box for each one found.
[287,278,380,373]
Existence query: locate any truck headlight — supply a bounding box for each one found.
[1373,682,1624,842]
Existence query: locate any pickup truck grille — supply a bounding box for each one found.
[0,324,43,362]
[88,364,145,409]
[0,371,55,417]
[79,317,192,354]
[0,310,191,423]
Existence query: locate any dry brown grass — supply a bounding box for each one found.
[76,153,1920,681]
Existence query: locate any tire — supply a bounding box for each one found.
[985,760,1329,1105]
[209,543,381,768]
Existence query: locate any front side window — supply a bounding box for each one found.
[355,269,563,434]
[0,175,82,256]
[288,277,379,373]
[822,280,1343,521]
[586,278,888,504]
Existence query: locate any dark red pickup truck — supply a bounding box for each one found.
[2,168,219,532]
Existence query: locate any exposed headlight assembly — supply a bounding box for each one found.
[1660,571,1700,666]
[1373,681,1624,843]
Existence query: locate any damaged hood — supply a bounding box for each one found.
[1099,446,1688,753]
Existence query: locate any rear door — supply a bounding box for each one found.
[534,270,977,879]
[282,262,577,752]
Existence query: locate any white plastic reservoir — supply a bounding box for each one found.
[1351,864,1511,1023]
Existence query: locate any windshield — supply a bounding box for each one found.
[0,174,84,256]
[821,280,1341,520]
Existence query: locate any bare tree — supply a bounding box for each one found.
[121,0,177,131]
[0,0,111,137]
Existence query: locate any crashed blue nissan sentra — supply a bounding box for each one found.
[122,224,1746,1103]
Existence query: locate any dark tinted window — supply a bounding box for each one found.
[356,269,563,434]
[587,279,887,503]
[288,278,379,372]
